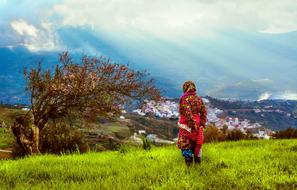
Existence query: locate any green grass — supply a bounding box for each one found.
[101,122,129,133]
[0,140,297,190]
[100,122,131,139]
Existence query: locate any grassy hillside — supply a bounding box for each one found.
[0,106,178,150]
[0,140,296,190]
[0,106,26,148]
[0,106,26,126]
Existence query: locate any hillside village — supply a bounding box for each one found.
[1,96,296,149]
[132,98,278,139]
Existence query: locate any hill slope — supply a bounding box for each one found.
[0,140,296,189]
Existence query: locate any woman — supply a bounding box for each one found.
[177,81,207,166]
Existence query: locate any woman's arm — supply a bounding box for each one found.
[199,98,207,127]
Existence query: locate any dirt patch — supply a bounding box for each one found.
[0,147,13,159]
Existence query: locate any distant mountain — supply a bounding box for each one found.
[0,46,180,104]
[1,29,297,103]
[208,79,277,100]
[207,97,297,130]
[0,47,60,104]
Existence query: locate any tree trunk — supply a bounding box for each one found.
[11,116,40,155]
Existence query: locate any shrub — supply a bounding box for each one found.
[39,122,89,154]
[204,125,226,142]
[273,127,297,139]
[226,129,245,141]
[142,136,151,150]
[204,124,250,143]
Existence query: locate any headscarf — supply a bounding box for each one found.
[182,81,196,93]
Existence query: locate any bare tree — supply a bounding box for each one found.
[12,52,161,154]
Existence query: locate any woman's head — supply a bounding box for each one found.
[182,81,196,93]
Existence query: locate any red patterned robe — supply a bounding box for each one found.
[177,91,207,156]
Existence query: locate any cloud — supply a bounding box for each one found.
[0,0,7,5]
[8,19,61,51]
[258,92,272,101]
[3,0,297,51]
[53,0,297,38]
[50,0,297,82]
[252,78,273,83]
[276,91,297,100]
[0,1,62,51]
[10,20,38,38]
[258,91,297,101]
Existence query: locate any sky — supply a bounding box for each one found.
[1,0,297,100]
